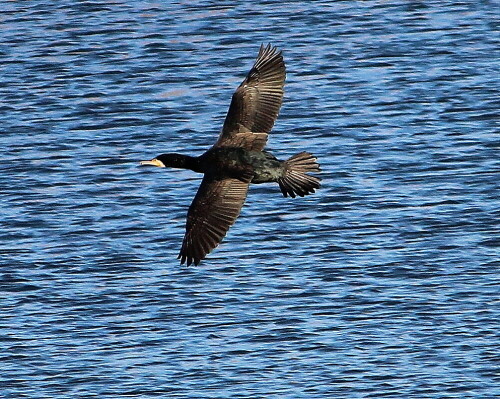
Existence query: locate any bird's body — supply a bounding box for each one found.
[141,44,321,266]
[159,147,284,183]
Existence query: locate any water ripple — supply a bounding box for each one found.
[1,1,499,398]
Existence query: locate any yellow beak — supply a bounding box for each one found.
[139,159,165,167]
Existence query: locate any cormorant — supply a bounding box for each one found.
[140,44,321,266]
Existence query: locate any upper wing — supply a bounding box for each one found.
[215,44,286,151]
[178,175,250,266]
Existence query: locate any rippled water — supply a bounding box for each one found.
[1,1,499,398]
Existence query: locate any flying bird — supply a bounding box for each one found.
[141,44,320,265]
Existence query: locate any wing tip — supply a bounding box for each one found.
[258,43,283,59]
[178,251,201,267]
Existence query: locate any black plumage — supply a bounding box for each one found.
[140,44,321,266]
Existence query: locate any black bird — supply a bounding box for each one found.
[141,44,320,266]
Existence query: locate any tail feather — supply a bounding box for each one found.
[278,152,321,198]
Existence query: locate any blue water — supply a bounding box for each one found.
[1,1,499,398]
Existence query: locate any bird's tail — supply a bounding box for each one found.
[278,152,321,198]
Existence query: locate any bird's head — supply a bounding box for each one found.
[140,153,191,169]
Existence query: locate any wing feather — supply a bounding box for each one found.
[178,176,249,266]
[215,44,286,151]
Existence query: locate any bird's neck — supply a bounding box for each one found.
[166,154,203,173]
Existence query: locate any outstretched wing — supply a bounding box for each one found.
[179,175,249,266]
[215,44,286,151]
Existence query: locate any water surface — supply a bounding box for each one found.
[1,1,499,398]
